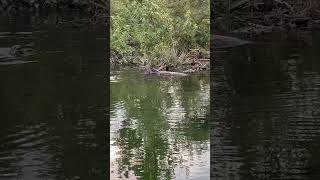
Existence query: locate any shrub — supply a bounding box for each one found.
[111,0,209,65]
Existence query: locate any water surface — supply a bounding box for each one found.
[212,32,320,179]
[110,69,210,180]
[0,13,107,180]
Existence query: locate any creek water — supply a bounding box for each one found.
[110,69,210,180]
[212,32,320,179]
[0,14,107,179]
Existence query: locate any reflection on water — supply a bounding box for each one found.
[0,14,107,179]
[212,32,320,179]
[110,70,210,180]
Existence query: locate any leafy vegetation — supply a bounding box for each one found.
[0,0,108,13]
[0,0,108,31]
[111,0,209,66]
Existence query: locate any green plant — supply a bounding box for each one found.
[111,0,209,66]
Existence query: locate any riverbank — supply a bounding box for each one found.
[0,0,108,29]
[0,0,108,14]
[111,48,210,75]
[111,0,209,75]
[215,0,320,36]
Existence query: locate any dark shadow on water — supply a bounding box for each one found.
[0,13,108,180]
[211,32,320,179]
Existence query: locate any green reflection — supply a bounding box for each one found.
[111,70,209,180]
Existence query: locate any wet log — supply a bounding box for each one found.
[158,71,188,76]
[145,69,188,76]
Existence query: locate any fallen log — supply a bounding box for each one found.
[158,71,188,76]
[145,68,188,76]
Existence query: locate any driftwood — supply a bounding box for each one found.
[145,68,188,77]
[157,71,188,76]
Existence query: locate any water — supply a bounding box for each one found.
[212,32,320,179]
[110,69,210,180]
[0,14,107,179]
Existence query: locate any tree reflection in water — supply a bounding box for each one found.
[110,70,210,180]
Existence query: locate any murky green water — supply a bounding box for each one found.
[0,14,107,179]
[212,32,320,179]
[110,69,210,180]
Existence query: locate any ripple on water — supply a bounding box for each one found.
[111,70,210,180]
[75,118,97,148]
[212,41,320,179]
[0,123,60,179]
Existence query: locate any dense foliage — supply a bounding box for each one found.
[111,0,209,65]
[215,0,320,34]
[0,0,108,14]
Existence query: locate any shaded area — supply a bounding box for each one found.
[212,32,320,179]
[110,70,210,180]
[0,14,107,179]
[215,0,320,36]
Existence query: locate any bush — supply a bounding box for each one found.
[111,0,209,65]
